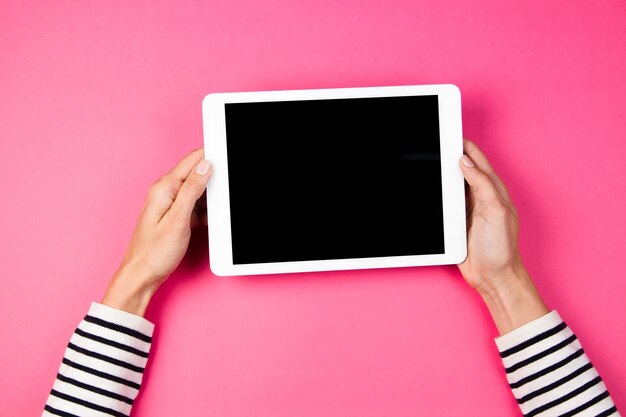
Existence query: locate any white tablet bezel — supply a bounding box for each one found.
[203,84,466,276]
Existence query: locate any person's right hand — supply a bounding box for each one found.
[457,140,548,335]
[457,140,522,292]
[102,148,212,317]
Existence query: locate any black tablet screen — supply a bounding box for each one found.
[225,95,445,264]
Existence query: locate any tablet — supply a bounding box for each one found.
[202,84,466,276]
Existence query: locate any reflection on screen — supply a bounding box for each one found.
[225,95,444,264]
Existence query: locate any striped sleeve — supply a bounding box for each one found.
[496,310,620,417]
[43,302,154,417]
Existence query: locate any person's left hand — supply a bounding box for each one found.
[102,148,212,316]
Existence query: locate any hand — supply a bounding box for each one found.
[101,148,212,316]
[458,140,548,335]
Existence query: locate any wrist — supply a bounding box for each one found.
[101,261,161,317]
[477,263,549,336]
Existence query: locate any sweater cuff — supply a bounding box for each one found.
[494,310,562,352]
[88,302,155,337]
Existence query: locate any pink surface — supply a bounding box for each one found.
[1,1,625,415]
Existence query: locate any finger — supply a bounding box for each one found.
[141,149,205,223]
[197,190,208,227]
[190,208,201,229]
[142,177,179,223]
[463,140,511,201]
[197,190,207,208]
[459,154,500,204]
[190,191,208,229]
[169,159,212,224]
[190,206,208,229]
[464,180,475,229]
[166,148,205,182]
[463,140,496,174]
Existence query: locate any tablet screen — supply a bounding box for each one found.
[225,95,444,264]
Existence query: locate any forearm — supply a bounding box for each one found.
[101,262,161,317]
[477,263,549,336]
[43,303,154,416]
[480,266,619,416]
[495,311,619,416]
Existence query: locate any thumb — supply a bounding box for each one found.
[459,154,499,203]
[170,159,212,222]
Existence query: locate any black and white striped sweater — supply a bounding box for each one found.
[43,304,619,416]
[43,303,153,417]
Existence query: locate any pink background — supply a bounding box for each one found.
[1,1,625,415]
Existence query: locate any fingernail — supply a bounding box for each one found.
[195,159,211,175]
[461,155,474,167]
